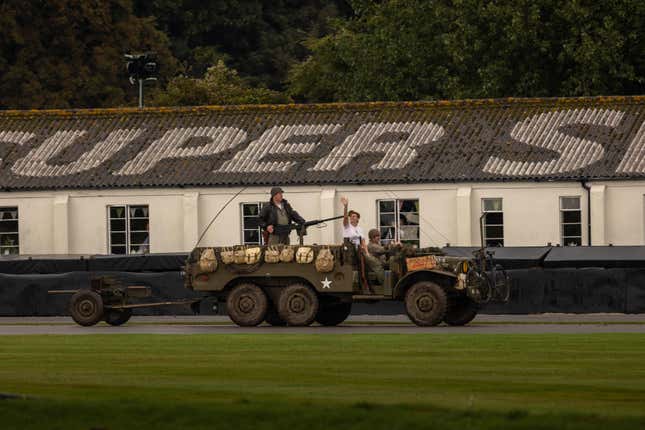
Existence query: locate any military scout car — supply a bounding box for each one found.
[183,219,510,327]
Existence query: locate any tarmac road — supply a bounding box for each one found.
[1,314,644,335]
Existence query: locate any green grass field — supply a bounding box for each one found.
[1,334,644,429]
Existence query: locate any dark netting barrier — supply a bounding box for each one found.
[2,249,645,315]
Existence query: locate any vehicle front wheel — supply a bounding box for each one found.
[104,308,133,326]
[315,302,352,326]
[226,283,268,327]
[278,283,319,326]
[69,290,104,326]
[444,296,479,326]
[404,281,447,326]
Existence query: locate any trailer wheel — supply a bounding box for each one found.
[265,305,287,326]
[315,302,352,326]
[404,281,447,326]
[278,283,319,326]
[226,283,268,327]
[444,296,479,326]
[69,290,104,327]
[104,308,133,326]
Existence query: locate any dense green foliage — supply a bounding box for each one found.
[1,334,645,429]
[0,0,177,109]
[0,0,642,108]
[289,0,645,101]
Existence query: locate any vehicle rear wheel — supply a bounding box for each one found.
[404,281,447,326]
[265,305,287,326]
[104,308,133,326]
[444,296,479,326]
[315,302,352,326]
[278,283,319,326]
[69,290,104,327]
[226,283,268,327]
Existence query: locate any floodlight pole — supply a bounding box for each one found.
[138,78,144,109]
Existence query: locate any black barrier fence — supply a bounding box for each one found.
[2,247,645,316]
[1,267,645,316]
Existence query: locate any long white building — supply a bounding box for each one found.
[0,96,643,256]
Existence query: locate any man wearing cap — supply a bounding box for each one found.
[259,187,306,245]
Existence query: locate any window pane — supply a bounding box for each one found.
[485,239,504,247]
[380,227,395,243]
[109,219,125,232]
[109,206,125,219]
[483,198,502,212]
[243,216,260,230]
[243,204,259,216]
[0,233,19,246]
[485,225,504,239]
[110,245,126,255]
[563,237,582,246]
[399,200,418,212]
[379,213,396,227]
[563,224,582,237]
[110,232,126,246]
[399,226,419,241]
[561,197,580,210]
[0,207,18,220]
[399,212,419,225]
[244,230,260,244]
[130,245,148,254]
[129,205,149,218]
[562,211,581,223]
[0,220,18,233]
[130,232,149,245]
[1,246,19,255]
[379,200,395,213]
[130,218,149,232]
[485,212,504,225]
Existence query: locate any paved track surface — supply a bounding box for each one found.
[1,314,644,335]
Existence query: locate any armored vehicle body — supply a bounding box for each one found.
[184,240,510,327]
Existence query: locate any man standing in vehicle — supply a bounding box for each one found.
[260,187,306,245]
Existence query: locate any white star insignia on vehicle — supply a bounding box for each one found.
[321,277,332,289]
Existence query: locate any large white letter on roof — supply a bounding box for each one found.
[483,108,624,176]
[616,119,645,173]
[0,130,35,167]
[11,129,143,177]
[116,126,247,175]
[218,123,342,173]
[310,121,445,171]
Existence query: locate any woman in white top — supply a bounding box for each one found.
[340,196,364,248]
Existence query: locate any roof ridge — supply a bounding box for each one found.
[1,95,643,118]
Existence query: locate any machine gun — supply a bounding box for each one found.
[263,215,344,245]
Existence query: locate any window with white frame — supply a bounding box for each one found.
[0,207,19,255]
[377,199,420,247]
[560,196,582,246]
[482,198,504,247]
[241,202,265,245]
[108,205,149,254]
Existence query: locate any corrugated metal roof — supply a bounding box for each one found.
[0,96,643,191]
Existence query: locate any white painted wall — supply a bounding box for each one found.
[1,180,645,255]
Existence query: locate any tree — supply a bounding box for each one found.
[132,0,351,90]
[150,60,292,106]
[0,0,178,109]
[288,0,645,102]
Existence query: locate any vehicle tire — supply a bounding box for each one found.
[104,308,133,326]
[278,283,319,326]
[69,290,104,327]
[444,296,479,326]
[265,305,287,326]
[315,302,352,326]
[226,283,268,327]
[404,281,447,327]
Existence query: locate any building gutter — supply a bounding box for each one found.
[580,180,592,246]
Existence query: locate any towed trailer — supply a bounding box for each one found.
[48,276,200,326]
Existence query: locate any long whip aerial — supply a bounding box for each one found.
[193,187,248,249]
